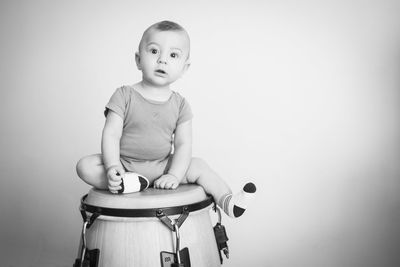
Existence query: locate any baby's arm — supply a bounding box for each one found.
[102,110,125,192]
[154,120,192,189]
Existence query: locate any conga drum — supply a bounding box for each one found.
[76,184,221,267]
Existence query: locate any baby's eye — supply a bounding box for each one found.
[151,48,158,54]
[170,52,179,58]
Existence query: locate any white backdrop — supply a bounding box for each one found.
[1,1,399,266]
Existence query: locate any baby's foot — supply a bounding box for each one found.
[118,172,149,194]
[220,182,257,218]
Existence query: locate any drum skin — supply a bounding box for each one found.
[83,185,221,267]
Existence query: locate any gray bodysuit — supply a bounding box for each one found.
[105,85,193,180]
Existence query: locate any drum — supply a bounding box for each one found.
[78,184,221,267]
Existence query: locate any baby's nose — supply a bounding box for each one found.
[157,53,168,64]
[157,57,167,64]
[157,58,167,64]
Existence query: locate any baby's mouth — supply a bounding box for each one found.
[155,69,167,75]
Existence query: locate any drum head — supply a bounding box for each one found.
[85,184,207,209]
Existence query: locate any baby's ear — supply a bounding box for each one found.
[135,52,141,70]
[182,60,191,74]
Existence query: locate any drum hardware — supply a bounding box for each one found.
[213,206,229,264]
[172,224,184,267]
[73,208,100,267]
[156,206,189,230]
[157,207,191,267]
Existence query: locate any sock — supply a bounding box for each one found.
[219,182,256,218]
[118,172,149,194]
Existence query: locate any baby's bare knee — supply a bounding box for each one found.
[186,157,211,183]
[76,155,98,180]
[76,157,89,179]
[75,154,107,188]
[191,157,209,171]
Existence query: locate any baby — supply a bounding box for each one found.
[76,21,256,218]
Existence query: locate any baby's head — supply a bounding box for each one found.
[139,21,190,57]
[136,21,191,87]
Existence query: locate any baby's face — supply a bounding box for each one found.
[136,29,190,88]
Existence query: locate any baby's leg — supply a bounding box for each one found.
[76,154,149,193]
[185,157,256,218]
[76,154,108,189]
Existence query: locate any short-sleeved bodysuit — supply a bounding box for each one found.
[105,85,193,181]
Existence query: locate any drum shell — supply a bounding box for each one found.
[83,185,221,267]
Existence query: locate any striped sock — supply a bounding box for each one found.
[118,172,149,194]
[219,182,256,218]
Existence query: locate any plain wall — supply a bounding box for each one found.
[1,0,399,266]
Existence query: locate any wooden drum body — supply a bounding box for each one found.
[80,185,221,267]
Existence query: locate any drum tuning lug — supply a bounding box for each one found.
[156,209,164,216]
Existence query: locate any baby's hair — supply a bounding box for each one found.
[151,20,185,32]
[138,20,190,56]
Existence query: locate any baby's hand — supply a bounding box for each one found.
[153,174,180,190]
[106,165,125,193]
